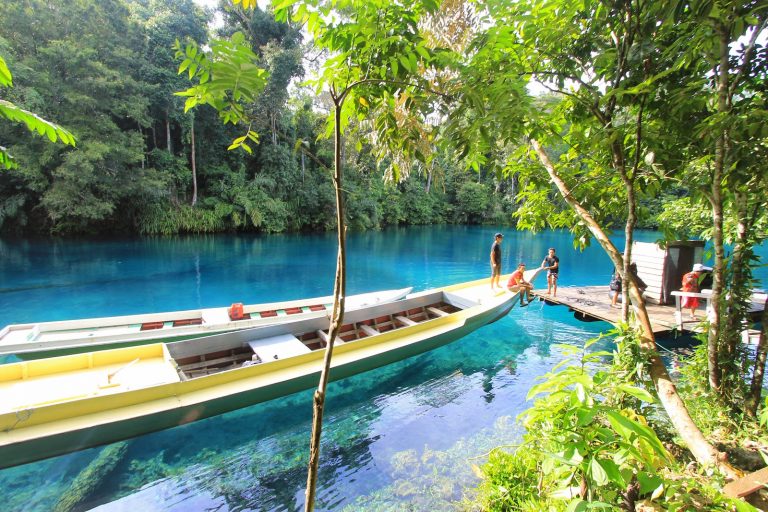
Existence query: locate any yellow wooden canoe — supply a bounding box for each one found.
[0,276,528,469]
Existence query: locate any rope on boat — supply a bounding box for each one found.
[3,409,33,432]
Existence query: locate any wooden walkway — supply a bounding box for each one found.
[531,285,705,335]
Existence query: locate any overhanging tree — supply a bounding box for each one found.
[660,0,767,397]
[444,0,742,478]
[180,0,447,508]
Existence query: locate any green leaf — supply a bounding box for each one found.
[596,458,625,487]
[0,100,76,148]
[0,146,18,170]
[0,56,12,87]
[589,457,608,486]
[398,54,411,73]
[616,384,655,403]
[415,45,430,61]
[184,97,198,113]
[565,500,588,512]
[605,410,669,461]
[576,407,597,427]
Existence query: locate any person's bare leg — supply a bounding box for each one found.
[552,277,557,297]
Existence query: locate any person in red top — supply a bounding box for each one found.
[506,263,533,306]
[681,263,706,319]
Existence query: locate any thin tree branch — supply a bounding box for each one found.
[729,17,767,98]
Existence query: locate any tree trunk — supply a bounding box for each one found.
[707,22,734,394]
[271,113,278,145]
[166,111,173,154]
[617,145,634,324]
[191,117,198,207]
[305,97,347,511]
[531,139,739,479]
[722,191,750,369]
[746,298,768,417]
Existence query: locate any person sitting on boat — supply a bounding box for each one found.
[507,263,533,306]
[681,263,707,320]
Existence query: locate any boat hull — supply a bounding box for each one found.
[0,279,518,469]
[0,288,412,359]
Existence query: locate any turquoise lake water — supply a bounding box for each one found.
[0,226,765,511]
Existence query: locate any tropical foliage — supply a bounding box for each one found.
[0,0,512,235]
[0,0,766,510]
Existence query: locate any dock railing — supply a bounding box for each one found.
[670,289,767,331]
[669,290,714,330]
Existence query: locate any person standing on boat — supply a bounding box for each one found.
[681,263,706,320]
[490,233,504,291]
[507,263,533,305]
[541,247,559,297]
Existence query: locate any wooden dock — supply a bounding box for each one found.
[530,242,766,337]
[531,285,704,335]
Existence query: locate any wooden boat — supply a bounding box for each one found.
[0,275,527,469]
[0,288,412,358]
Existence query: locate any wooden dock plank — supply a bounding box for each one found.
[531,286,707,334]
[723,466,768,498]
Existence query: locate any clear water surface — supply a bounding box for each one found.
[0,226,765,511]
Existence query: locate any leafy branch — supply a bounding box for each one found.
[0,55,76,170]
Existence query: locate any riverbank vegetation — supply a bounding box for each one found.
[2,0,766,510]
[1,0,688,237]
[0,0,517,236]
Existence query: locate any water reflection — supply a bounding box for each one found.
[1,227,764,511]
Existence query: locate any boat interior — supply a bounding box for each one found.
[0,286,504,414]
[169,293,464,380]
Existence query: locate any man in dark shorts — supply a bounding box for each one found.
[541,247,559,297]
[490,233,503,291]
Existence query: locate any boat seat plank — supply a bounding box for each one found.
[247,333,311,361]
[395,315,417,326]
[140,321,164,331]
[427,306,449,318]
[179,353,250,371]
[316,330,330,344]
[358,324,379,337]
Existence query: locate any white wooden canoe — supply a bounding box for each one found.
[0,288,412,358]
[0,276,524,469]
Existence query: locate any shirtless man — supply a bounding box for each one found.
[541,247,559,297]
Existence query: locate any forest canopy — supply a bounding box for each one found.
[0,0,522,236]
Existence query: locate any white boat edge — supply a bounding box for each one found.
[0,287,413,356]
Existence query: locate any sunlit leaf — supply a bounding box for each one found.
[0,100,76,148]
[0,56,12,87]
[589,457,608,486]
